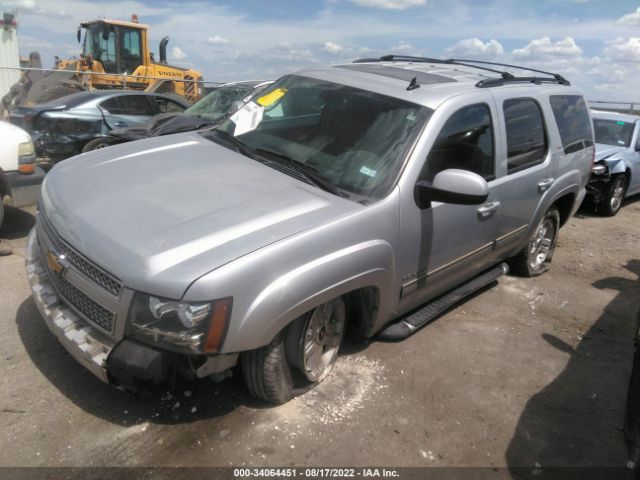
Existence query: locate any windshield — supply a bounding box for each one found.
[214,75,430,199]
[186,83,258,122]
[593,118,635,147]
[83,24,117,73]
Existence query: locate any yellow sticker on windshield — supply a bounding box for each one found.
[256,88,288,107]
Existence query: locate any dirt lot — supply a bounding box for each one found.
[1,198,639,475]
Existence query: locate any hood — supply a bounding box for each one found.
[110,113,214,141]
[42,132,360,299]
[595,143,625,162]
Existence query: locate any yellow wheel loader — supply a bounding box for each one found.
[3,15,203,110]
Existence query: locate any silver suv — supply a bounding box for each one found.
[26,56,594,403]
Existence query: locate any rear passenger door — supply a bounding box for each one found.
[489,91,557,259]
[99,95,156,129]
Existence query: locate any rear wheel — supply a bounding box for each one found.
[510,207,560,277]
[82,137,122,153]
[241,298,346,404]
[599,174,627,217]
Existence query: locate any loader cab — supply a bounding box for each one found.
[80,20,149,75]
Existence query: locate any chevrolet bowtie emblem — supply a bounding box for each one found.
[46,250,66,275]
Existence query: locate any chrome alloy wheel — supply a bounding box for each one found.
[610,177,626,212]
[301,301,345,382]
[529,218,555,269]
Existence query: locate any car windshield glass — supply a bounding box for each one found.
[186,84,255,122]
[593,118,634,147]
[214,75,431,199]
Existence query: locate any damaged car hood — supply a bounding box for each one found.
[595,143,625,162]
[41,132,360,299]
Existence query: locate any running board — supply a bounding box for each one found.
[377,262,509,342]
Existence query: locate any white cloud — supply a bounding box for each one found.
[323,41,344,54]
[350,0,426,10]
[446,38,504,58]
[389,40,416,53]
[602,37,640,63]
[171,46,187,60]
[616,7,640,27]
[512,37,582,60]
[1,0,72,19]
[208,35,230,45]
[18,34,52,50]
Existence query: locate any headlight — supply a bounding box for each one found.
[129,293,232,354]
[591,163,607,175]
[18,141,35,157]
[18,141,36,174]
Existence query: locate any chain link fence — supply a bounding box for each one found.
[0,65,222,117]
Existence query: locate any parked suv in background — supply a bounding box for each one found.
[0,121,43,229]
[588,110,640,216]
[26,56,593,403]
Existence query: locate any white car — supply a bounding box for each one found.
[0,121,43,228]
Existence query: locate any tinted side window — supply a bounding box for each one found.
[425,103,494,181]
[100,96,154,116]
[154,97,185,113]
[550,95,594,154]
[504,98,547,173]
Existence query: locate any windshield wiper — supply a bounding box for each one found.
[254,148,349,198]
[204,128,256,159]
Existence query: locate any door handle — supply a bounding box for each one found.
[113,121,128,127]
[537,178,555,193]
[477,201,501,218]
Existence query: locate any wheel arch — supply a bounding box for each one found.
[553,192,576,227]
[222,240,395,353]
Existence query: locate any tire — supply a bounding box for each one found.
[599,174,627,217]
[241,298,346,404]
[510,206,560,277]
[82,137,122,153]
[0,202,4,230]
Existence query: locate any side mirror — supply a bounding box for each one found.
[102,24,110,41]
[415,169,489,209]
[77,27,81,43]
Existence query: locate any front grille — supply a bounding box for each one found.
[39,213,123,296]
[52,274,116,333]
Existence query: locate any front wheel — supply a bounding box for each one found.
[82,137,122,153]
[241,298,346,404]
[599,174,627,217]
[510,206,560,277]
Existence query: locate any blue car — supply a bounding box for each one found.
[8,91,189,169]
[588,110,640,216]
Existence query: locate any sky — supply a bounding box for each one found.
[1,0,639,100]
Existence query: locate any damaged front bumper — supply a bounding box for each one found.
[25,229,238,391]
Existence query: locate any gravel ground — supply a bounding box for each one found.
[1,198,639,472]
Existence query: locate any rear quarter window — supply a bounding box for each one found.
[549,95,594,154]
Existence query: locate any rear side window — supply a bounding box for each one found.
[424,103,495,181]
[100,96,154,116]
[504,98,547,173]
[550,95,594,154]
[154,97,185,114]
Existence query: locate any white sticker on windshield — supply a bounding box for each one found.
[360,166,377,177]
[230,101,264,136]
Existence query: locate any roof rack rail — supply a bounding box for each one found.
[358,55,570,88]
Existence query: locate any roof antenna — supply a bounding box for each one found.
[407,77,420,91]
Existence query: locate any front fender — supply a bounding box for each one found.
[601,156,627,175]
[226,240,395,352]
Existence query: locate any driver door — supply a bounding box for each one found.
[398,99,501,314]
